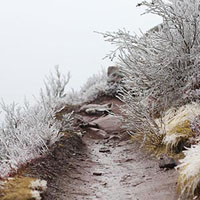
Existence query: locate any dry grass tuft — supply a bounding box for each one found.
[159,103,200,153]
[0,176,47,200]
[177,145,200,200]
[131,103,200,157]
[130,103,200,199]
[131,132,165,157]
[164,120,195,153]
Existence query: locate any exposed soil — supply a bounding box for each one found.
[23,133,84,200]
[55,133,178,200]
[23,97,178,200]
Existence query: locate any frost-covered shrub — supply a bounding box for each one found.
[118,88,160,135]
[43,65,70,99]
[118,88,163,155]
[40,65,70,109]
[183,73,200,103]
[63,68,121,105]
[0,66,73,178]
[65,89,82,105]
[80,69,107,102]
[191,115,200,139]
[102,1,200,198]
[79,69,117,103]
[102,0,200,139]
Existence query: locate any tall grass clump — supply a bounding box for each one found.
[177,145,200,200]
[160,103,200,153]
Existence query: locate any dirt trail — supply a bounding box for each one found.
[55,132,178,200]
[50,97,178,200]
[26,97,178,200]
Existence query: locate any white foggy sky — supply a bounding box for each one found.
[0,0,161,104]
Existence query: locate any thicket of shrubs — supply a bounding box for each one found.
[0,65,115,178]
[0,66,74,178]
[103,0,200,199]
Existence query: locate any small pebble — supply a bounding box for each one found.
[93,172,103,176]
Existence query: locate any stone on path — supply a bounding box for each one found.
[99,147,111,153]
[159,154,177,169]
[79,103,112,115]
[93,172,103,176]
[88,128,109,139]
[91,114,123,134]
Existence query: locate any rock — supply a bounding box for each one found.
[99,147,111,153]
[159,155,177,169]
[79,103,112,115]
[75,132,83,137]
[124,158,135,162]
[75,115,98,128]
[91,114,123,134]
[107,136,121,141]
[85,108,107,115]
[93,172,103,176]
[88,128,109,139]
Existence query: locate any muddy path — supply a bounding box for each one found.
[55,132,178,200]
[25,97,178,200]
